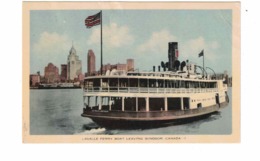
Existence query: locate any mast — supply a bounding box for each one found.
[203,52,205,77]
[100,10,103,75]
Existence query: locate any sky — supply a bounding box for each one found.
[30,9,232,75]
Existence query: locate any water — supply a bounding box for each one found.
[30,88,232,135]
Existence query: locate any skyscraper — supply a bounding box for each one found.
[67,45,82,81]
[127,59,134,71]
[44,63,59,83]
[60,64,67,82]
[87,49,96,75]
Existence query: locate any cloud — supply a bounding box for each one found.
[31,32,74,74]
[32,32,71,55]
[87,23,134,48]
[136,31,219,61]
[134,32,220,71]
[179,36,220,62]
[137,29,177,54]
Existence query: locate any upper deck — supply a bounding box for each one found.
[84,70,227,94]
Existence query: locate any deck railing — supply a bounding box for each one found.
[84,86,218,94]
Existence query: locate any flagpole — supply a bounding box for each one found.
[100,10,103,75]
[203,51,204,77]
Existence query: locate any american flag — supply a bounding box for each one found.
[85,12,101,28]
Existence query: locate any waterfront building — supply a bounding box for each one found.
[67,45,82,81]
[60,64,67,82]
[87,49,96,76]
[102,63,111,72]
[102,59,135,73]
[30,74,40,86]
[78,73,84,82]
[44,63,60,83]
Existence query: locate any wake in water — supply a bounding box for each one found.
[76,128,106,135]
[74,122,108,135]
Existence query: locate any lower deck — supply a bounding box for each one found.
[83,91,229,112]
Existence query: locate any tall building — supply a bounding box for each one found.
[127,59,134,71]
[44,63,59,83]
[60,64,67,82]
[87,49,96,75]
[67,45,82,81]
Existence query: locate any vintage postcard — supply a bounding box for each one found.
[23,1,240,143]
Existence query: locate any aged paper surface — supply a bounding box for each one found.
[23,1,240,143]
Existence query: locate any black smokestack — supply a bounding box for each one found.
[158,66,160,72]
[168,42,178,71]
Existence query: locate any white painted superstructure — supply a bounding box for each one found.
[83,69,228,112]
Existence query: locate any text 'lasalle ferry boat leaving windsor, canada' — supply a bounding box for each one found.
[81,42,229,129]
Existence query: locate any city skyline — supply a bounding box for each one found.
[30,10,232,75]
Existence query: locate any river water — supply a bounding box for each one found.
[30,88,232,135]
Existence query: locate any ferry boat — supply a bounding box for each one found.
[81,42,229,129]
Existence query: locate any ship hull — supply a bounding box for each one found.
[81,102,228,129]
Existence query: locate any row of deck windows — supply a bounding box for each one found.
[84,78,217,89]
[84,96,190,111]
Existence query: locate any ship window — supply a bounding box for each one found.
[185,81,189,88]
[170,80,173,88]
[125,97,137,111]
[84,96,97,109]
[84,79,93,88]
[180,81,185,88]
[100,97,110,111]
[157,79,164,88]
[168,98,181,110]
[201,82,206,88]
[140,79,148,87]
[138,98,146,111]
[93,78,100,87]
[129,78,138,87]
[192,81,197,88]
[111,97,122,111]
[211,82,214,88]
[149,98,164,111]
[119,78,128,87]
[149,79,156,88]
[109,78,118,87]
[174,80,180,88]
[102,78,109,88]
[195,82,199,88]
[165,80,171,88]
